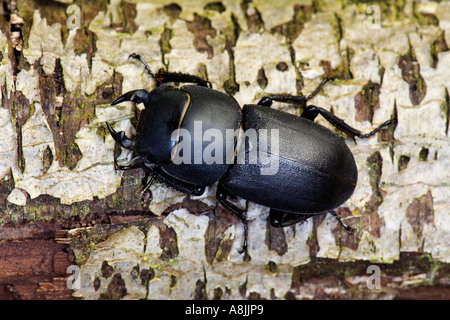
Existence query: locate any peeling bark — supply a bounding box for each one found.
[1,0,450,300]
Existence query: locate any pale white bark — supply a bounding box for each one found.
[1,0,449,299]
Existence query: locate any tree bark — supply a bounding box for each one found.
[0,0,449,299]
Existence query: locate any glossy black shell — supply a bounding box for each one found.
[135,85,242,187]
[220,105,358,214]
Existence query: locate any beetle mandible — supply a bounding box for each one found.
[106,53,393,253]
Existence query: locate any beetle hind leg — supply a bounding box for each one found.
[301,105,394,141]
[328,210,354,232]
[270,209,354,233]
[256,78,394,141]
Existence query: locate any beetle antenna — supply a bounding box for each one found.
[129,53,157,78]
[305,78,330,101]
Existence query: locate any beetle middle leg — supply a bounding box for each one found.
[151,166,205,196]
[129,53,212,88]
[258,78,329,107]
[216,185,249,254]
[328,210,353,232]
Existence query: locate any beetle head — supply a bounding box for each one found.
[106,89,151,150]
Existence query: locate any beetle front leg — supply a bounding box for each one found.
[113,156,146,171]
[152,166,205,196]
[129,53,212,88]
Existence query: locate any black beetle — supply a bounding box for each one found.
[107,53,393,253]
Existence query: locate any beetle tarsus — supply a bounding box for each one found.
[302,105,394,141]
[305,78,330,101]
[357,119,394,139]
[270,208,354,233]
[238,219,248,254]
[329,210,354,233]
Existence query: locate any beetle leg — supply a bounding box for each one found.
[151,166,205,196]
[304,78,330,101]
[270,209,354,233]
[328,210,354,233]
[114,156,146,171]
[216,186,249,254]
[256,78,393,141]
[258,78,329,107]
[129,53,212,88]
[139,174,156,197]
[269,209,314,227]
[258,93,307,107]
[301,105,394,141]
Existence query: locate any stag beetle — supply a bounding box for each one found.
[107,53,393,253]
